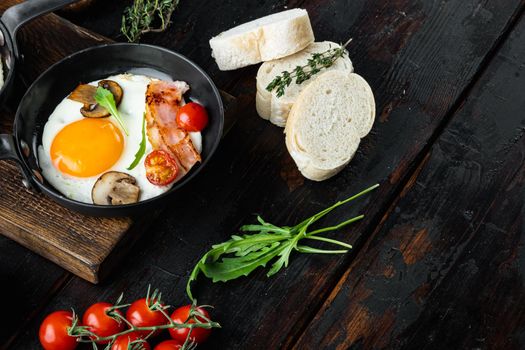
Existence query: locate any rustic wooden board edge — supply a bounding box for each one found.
[0,2,132,284]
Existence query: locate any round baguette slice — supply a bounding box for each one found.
[255,90,272,120]
[256,41,353,127]
[285,71,375,181]
[209,9,314,71]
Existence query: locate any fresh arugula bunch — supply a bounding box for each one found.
[186,184,378,300]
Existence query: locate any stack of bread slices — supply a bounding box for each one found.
[210,8,375,181]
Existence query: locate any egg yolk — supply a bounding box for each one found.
[50,118,124,177]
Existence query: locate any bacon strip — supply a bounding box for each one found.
[145,81,201,174]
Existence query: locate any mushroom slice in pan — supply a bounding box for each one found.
[68,80,123,118]
[92,171,140,205]
[81,102,111,118]
[98,80,123,105]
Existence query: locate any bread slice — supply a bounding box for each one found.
[285,71,375,181]
[209,9,314,71]
[255,91,271,120]
[256,41,353,126]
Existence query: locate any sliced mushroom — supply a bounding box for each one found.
[98,80,123,105]
[81,103,111,118]
[69,84,97,105]
[91,171,140,205]
[68,80,123,118]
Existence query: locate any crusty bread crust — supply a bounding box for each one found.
[256,41,353,126]
[210,9,314,71]
[285,71,375,181]
[255,91,271,120]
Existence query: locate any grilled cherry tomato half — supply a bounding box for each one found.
[145,150,179,186]
[111,332,150,350]
[82,302,125,344]
[126,298,167,337]
[176,102,209,132]
[168,305,211,344]
[39,311,78,350]
[154,340,184,350]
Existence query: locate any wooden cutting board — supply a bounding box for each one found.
[0,1,235,283]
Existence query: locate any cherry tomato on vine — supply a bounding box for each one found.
[39,311,78,350]
[111,332,151,350]
[126,298,168,337]
[154,339,184,350]
[82,302,125,343]
[145,150,179,186]
[176,102,209,132]
[168,305,211,344]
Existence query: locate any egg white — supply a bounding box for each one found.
[38,73,202,204]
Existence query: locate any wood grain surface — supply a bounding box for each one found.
[2,0,525,349]
[0,0,139,286]
[295,11,525,349]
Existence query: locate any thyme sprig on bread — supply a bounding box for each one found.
[266,38,352,97]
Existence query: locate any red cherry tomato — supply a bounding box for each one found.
[154,340,183,350]
[39,311,78,350]
[176,102,209,132]
[145,150,178,186]
[111,332,151,350]
[82,302,125,344]
[168,305,211,344]
[126,298,167,337]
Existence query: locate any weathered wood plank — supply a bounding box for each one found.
[0,0,139,286]
[2,1,296,348]
[0,235,68,347]
[294,9,525,350]
[0,2,125,347]
[198,1,525,348]
[7,0,525,349]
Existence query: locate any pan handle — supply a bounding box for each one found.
[1,0,79,59]
[0,134,37,189]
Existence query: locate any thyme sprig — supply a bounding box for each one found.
[266,38,353,97]
[186,183,378,301]
[121,0,180,43]
[68,286,220,350]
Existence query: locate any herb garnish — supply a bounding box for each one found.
[94,87,129,136]
[186,183,378,300]
[121,0,180,43]
[128,113,147,170]
[266,38,353,98]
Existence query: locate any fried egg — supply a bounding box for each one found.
[38,74,202,204]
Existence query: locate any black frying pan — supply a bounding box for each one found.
[1,0,79,107]
[0,41,224,216]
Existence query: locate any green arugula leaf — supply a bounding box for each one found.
[94,86,129,136]
[201,243,283,282]
[127,113,147,170]
[185,184,379,301]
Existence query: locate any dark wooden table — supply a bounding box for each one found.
[2,0,525,349]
